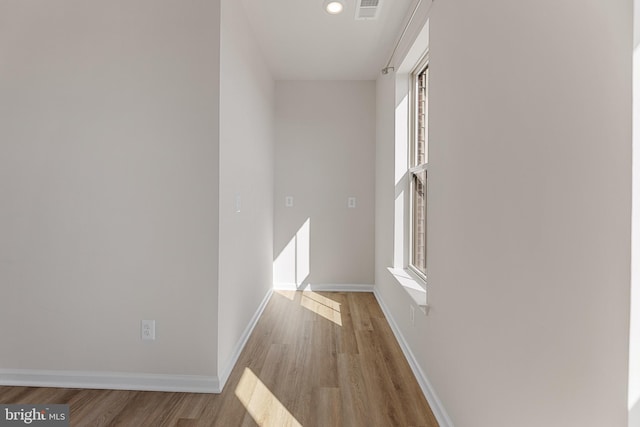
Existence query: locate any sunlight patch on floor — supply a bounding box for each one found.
[235,368,302,427]
[300,291,342,326]
[275,290,296,301]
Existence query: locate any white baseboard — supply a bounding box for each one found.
[0,290,276,395]
[373,288,454,427]
[273,283,374,292]
[0,369,219,393]
[217,288,274,391]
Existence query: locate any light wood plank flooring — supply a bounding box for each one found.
[0,291,439,426]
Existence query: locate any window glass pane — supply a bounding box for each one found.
[415,66,428,166]
[412,170,427,276]
[411,62,428,277]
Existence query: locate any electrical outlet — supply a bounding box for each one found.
[348,197,356,208]
[285,196,294,207]
[410,306,415,326]
[141,320,155,341]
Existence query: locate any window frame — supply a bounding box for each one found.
[407,54,429,282]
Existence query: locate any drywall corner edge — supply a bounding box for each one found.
[217,288,274,391]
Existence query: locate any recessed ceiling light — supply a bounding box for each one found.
[324,1,344,15]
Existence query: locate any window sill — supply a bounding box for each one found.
[387,268,429,314]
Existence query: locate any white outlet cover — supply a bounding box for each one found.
[348,197,356,208]
[285,196,294,207]
[141,320,156,341]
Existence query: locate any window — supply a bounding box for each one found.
[410,60,428,278]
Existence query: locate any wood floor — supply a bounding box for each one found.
[0,291,439,426]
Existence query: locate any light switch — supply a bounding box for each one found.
[285,196,294,207]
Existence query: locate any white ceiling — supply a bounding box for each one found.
[240,0,414,80]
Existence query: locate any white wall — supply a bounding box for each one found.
[274,81,375,287]
[376,0,632,426]
[630,0,640,424]
[217,0,275,381]
[0,0,221,377]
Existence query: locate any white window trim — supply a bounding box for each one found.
[388,51,430,312]
[407,53,429,283]
[387,267,428,314]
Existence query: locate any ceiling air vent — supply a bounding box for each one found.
[355,0,383,20]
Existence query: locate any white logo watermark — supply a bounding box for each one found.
[4,408,47,424]
[0,405,68,426]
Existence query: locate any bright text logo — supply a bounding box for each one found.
[0,405,68,426]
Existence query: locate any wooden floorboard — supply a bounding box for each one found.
[0,291,439,426]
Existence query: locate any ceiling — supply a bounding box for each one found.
[240,0,414,80]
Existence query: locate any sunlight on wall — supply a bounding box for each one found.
[235,367,302,427]
[394,91,410,269]
[273,218,311,288]
[394,191,405,268]
[296,219,310,284]
[300,291,342,326]
[395,93,409,186]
